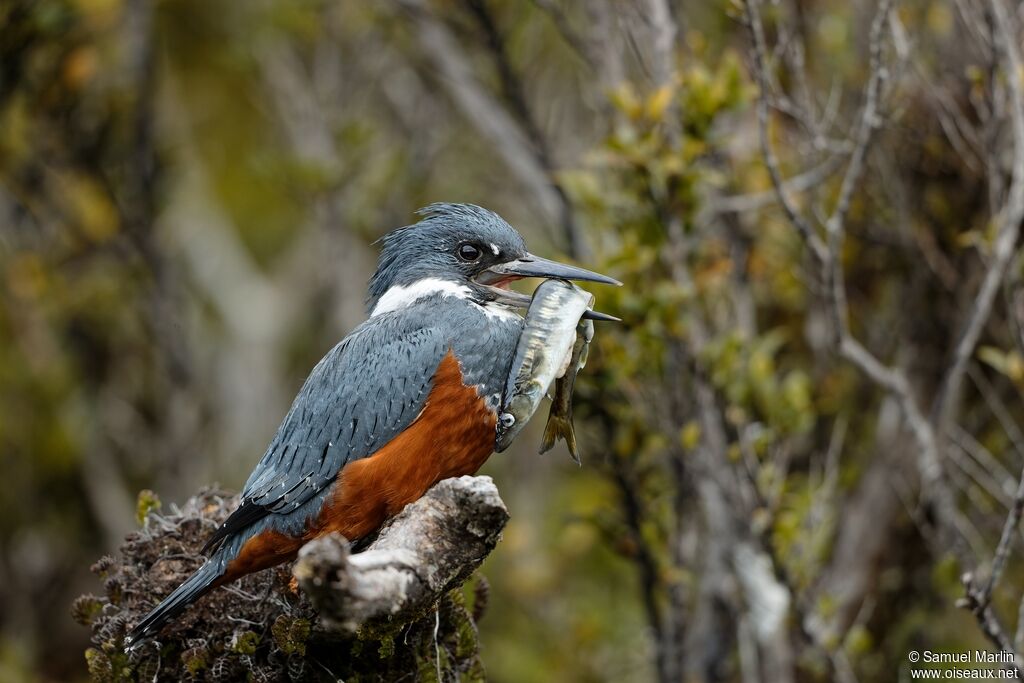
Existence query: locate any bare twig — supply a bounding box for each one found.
[528,0,597,73]
[980,468,1024,606]
[707,155,844,216]
[636,0,677,88]
[958,0,1024,666]
[393,0,571,235]
[946,434,1015,510]
[460,0,586,257]
[744,0,828,263]
[968,365,1024,464]
[931,0,1024,434]
[747,0,973,567]
[823,0,894,247]
[959,575,1024,677]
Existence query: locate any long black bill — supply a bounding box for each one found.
[481,253,622,287]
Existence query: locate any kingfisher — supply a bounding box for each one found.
[124,203,618,646]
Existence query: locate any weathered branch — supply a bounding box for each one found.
[78,477,508,681]
[295,475,509,634]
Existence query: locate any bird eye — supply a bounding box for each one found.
[457,243,482,262]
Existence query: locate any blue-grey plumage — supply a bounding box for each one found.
[216,296,523,543]
[124,203,617,648]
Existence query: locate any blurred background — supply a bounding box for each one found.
[3,0,1024,680]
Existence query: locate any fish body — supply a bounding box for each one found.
[495,280,594,452]
[539,317,594,465]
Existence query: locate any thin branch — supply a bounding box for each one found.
[949,423,1017,497]
[823,0,894,245]
[744,0,828,263]
[707,155,844,215]
[636,0,677,88]
[959,2,1024,668]
[461,0,586,257]
[946,435,1015,510]
[747,0,973,566]
[605,447,671,683]
[1015,591,1024,652]
[931,0,1024,433]
[968,365,1024,464]
[979,467,1024,606]
[528,0,597,73]
[959,577,1024,678]
[392,0,570,236]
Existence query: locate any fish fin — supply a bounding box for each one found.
[540,413,570,455]
[565,426,582,467]
[540,413,580,466]
[540,417,565,454]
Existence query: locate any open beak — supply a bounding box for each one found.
[477,253,621,322]
[478,253,622,287]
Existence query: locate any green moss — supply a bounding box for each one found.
[271,614,310,656]
[377,634,395,659]
[84,648,112,682]
[71,594,104,626]
[134,489,161,526]
[181,646,209,676]
[232,630,260,656]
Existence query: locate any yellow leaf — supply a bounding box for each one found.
[1008,352,1024,382]
[646,85,674,121]
[6,253,47,301]
[608,83,642,119]
[680,421,701,450]
[63,46,98,90]
[61,173,120,242]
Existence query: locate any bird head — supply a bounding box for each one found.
[367,203,619,317]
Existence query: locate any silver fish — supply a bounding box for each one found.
[495,280,594,452]
[539,317,594,465]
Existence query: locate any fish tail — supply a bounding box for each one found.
[540,413,575,457]
[565,426,581,467]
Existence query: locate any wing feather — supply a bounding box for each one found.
[203,319,447,554]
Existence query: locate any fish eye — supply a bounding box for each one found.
[457,242,482,262]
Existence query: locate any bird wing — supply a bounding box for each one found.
[203,318,448,554]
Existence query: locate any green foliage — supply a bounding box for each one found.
[977,346,1024,385]
[134,490,161,527]
[230,630,260,656]
[377,634,395,659]
[180,645,209,676]
[71,595,104,628]
[703,330,814,436]
[271,614,310,656]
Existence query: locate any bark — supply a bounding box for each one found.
[295,475,510,635]
[77,476,508,682]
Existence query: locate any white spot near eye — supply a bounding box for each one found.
[372,278,472,316]
[490,243,500,256]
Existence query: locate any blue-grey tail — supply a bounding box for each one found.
[123,559,223,650]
